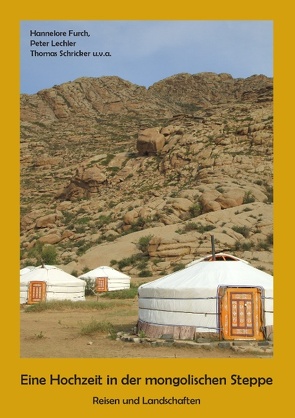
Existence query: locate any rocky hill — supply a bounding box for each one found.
[20,72,273,277]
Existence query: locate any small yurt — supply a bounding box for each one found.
[137,253,273,341]
[20,265,86,304]
[79,266,130,293]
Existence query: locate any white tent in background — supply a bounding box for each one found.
[78,266,130,293]
[20,265,86,304]
[138,253,273,341]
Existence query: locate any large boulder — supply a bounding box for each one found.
[35,214,58,228]
[56,165,107,200]
[137,127,165,156]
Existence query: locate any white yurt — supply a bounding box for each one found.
[78,266,130,293]
[20,265,86,304]
[137,253,273,341]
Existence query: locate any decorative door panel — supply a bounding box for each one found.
[28,281,46,304]
[95,277,108,292]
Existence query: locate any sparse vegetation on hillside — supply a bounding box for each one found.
[20,73,273,275]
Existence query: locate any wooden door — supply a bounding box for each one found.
[219,287,264,340]
[95,277,108,292]
[28,281,46,304]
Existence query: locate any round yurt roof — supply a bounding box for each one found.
[20,266,36,275]
[20,265,86,287]
[79,266,130,280]
[186,252,248,266]
[138,258,273,299]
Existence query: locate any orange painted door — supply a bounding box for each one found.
[28,281,46,304]
[95,277,108,292]
[220,287,264,340]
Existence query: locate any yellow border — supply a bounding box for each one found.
[2,2,291,416]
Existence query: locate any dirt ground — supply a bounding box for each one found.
[20,297,269,359]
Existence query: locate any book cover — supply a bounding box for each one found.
[2,2,291,417]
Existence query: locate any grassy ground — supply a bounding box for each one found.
[20,293,269,359]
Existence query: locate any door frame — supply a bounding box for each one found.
[28,281,46,304]
[95,277,108,292]
[218,286,265,340]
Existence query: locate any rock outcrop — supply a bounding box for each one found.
[20,72,273,276]
[137,127,166,156]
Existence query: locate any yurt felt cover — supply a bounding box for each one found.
[20,266,36,275]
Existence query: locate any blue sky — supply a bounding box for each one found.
[20,20,273,95]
